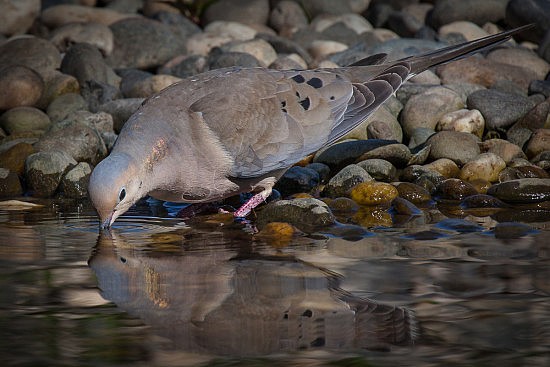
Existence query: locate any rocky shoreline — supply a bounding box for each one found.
[0,0,549,233]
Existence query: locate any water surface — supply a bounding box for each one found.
[1,198,549,366]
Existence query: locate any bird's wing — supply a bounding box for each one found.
[187,65,405,178]
[186,67,373,178]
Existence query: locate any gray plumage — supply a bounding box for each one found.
[89,25,532,228]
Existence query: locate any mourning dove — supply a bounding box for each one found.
[89,25,532,228]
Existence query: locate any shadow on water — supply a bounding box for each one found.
[1,199,550,366]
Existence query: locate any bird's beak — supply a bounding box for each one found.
[100,211,115,230]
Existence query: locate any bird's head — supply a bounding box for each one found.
[88,153,144,229]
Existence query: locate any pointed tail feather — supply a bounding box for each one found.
[406,23,535,76]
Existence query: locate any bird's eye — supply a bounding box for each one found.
[118,187,126,202]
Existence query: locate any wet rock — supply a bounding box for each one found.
[60,43,121,88]
[356,159,397,182]
[202,0,270,25]
[256,197,335,233]
[49,22,115,56]
[323,164,373,198]
[40,4,136,28]
[61,162,92,199]
[25,151,77,197]
[423,158,460,179]
[525,129,550,159]
[426,131,480,166]
[428,0,507,28]
[0,65,44,110]
[480,139,526,163]
[353,206,393,228]
[436,178,478,201]
[391,196,423,216]
[350,181,399,206]
[498,165,549,181]
[356,143,412,168]
[305,163,331,183]
[505,0,550,43]
[0,168,23,198]
[401,86,464,138]
[487,178,550,203]
[467,89,537,130]
[514,165,550,179]
[107,17,187,69]
[414,171,446,194]
[394,182,433,205]
[327,197,360,213]
[313,139,397,171]
[0,107,51,135]
[255,221,297,247]
[438,57,539,90]
[460,194,509,209]
[436,108,484,138]
[0,0,40,36]
[269,0,308,35]
[459,152,506,183]
[274,166,320,198]
[34,122,107,165]
[0,142,35,176]
[406,145,431,168]
[401,164,432,182]
[98,98,143,132]
[46,93,88,123]
[0,37,61,80]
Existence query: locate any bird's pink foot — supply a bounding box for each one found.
[233,189,272,218]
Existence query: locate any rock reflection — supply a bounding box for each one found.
[89,230,416,356]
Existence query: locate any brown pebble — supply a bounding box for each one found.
[436,178,478,201]
[0,65,44,109]
[350,181,399,205]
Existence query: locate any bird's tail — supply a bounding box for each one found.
[406,23,534,75]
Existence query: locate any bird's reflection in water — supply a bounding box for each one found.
[89,229,416,356]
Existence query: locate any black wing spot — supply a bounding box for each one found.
[307,77,323,89]
[292,74,305,83]
[281,100,286,108]
[330,96,335,100]
[299,96,311,110]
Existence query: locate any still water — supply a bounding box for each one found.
[1,198,549,366]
